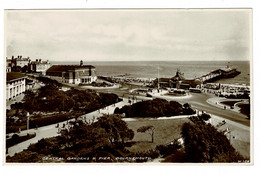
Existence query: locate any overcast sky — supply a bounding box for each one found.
[5,9,251,62]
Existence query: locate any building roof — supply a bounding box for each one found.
[46,65,95,73]
[17,58,30,61]
[6,57,30,61]
[7,72,26,82]
[171,70,185,81]
[31,61,50,64]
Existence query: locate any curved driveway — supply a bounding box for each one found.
[163,93,250,126]
[102,85,250,127]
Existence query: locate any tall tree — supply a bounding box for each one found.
[137,125,155,143]
[181,122,243,162]
[95,114,134,146]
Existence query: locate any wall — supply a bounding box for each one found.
[6,78,26,100]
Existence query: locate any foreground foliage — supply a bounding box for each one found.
[6,114,245,163]
[6,114,134,163]
[180,121,244,162]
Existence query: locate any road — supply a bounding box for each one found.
[171,92,250,127]
[96,84,250,127]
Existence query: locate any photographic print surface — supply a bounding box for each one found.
[4,9,251,163]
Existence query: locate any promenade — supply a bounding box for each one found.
[6,99,130,157]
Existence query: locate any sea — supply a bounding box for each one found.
[51,61,250,86]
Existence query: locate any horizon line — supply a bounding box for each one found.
[49,59,250,62]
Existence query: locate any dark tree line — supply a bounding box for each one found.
[114,98,195,117]
[16,86,119,113]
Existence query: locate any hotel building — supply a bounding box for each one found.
[6,72,27,100]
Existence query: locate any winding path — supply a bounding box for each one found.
[6,99,130,157]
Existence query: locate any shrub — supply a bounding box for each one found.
[156,140,181,157]
[201,113,211,121]
[29,113,70,128]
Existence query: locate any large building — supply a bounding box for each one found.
[6,72,27,100]
[6,56,31,71]
[46,60,97,85]
[28,59,51,75]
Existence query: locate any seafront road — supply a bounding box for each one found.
[93,84,250,126]
[170,92,250,127]
[141,89,250,127]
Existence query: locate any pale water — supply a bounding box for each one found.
[51,61,250,86]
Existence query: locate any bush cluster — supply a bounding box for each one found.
[115,98,195,117]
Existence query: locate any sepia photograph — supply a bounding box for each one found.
[4,9,252,164]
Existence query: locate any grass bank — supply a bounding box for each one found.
[126,118,190,153]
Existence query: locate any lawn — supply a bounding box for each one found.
[125,118,190,153]
[237,103,250,118]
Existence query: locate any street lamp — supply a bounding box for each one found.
[27,112,30,133]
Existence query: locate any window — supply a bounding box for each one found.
[13,87,15,97]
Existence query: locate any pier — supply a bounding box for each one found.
[194,66,240,83]
[195,69,222,83]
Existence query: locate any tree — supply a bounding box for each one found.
[24,90,36,102]
[95,114,134,146]
[183,103,195,115]
[113,107,120,114]
[181,122,243,162]
[21,65,28,72]
[201,113,211,121]
[137,125,155,143]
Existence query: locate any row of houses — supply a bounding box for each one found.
[6,55,51,75]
